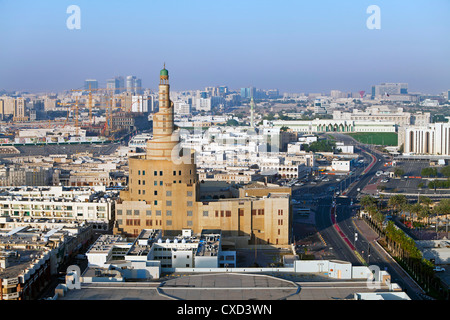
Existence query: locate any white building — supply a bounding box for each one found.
[0,186,114,231]
[174,100,191,115]
[84,229,236,280]
[195,97,212,111]
[131,95,151,113]
[331,159,352,172]
[404,122,450,156]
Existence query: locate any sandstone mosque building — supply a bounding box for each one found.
[113,66,292,247]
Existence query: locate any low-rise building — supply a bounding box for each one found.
[0,186,115,231]
[0,222,93,300]
[84,229,236,280]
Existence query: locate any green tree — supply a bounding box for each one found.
[388,194,407,216]
[360,195,378,210]
[394,168,405,178]
[421,167,437,177]
[226,119,239,126]
[440,165,450,177]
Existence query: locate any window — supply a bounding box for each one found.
[138,180,141,185]
[126,210,132,215]
[143,180,145,185]
[134,210,139,215]
[160,181,163,186]
[154,181,158,186]
[156,210,162,216]
[166,191,172,197]
[187,210,193,216]
[203,211,209,217]
[146,210,152,216]
[117,219,122,225]
[166,210,172,216]
[187,191,193,197]
[187,201,193,207]
[167,220,172,226]
[187,221,193,226]
[154,171,157,176]
[146,219,152,226]
[238,208,244,216]
[159,171,163,176]
[179,170,181,175]
[173,170,176,176]
[138,170,141,175]
[154,200,158,205]
[154,191,158,196]
[117,209,122,215]
[226,210,231,217]
[215,210,219,217]
[142,170,145,176]
[166,200,172,206]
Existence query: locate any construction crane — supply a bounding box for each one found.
[57,96,80,135]
[70,84,104,125]
[70,86,146,119]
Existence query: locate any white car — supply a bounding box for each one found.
[434,267,445,272]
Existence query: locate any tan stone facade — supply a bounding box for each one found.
[113,67,291,246]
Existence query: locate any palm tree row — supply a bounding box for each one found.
[359,194,448,299]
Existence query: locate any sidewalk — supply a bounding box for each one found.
[353,218,379,242]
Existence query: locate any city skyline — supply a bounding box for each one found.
[0,0,449,94]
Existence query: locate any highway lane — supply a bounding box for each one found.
[314,196,361,265]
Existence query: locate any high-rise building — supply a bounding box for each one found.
[114,66,291,246]
[84,79,98,90]
[371,83,408,99]
[13,98,28,122]
[107,78,120,94]
[126,76,142,94]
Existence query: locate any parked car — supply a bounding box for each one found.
[433,267,445,272]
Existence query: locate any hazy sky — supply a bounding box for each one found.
[0,0,449,94]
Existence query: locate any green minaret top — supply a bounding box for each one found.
[160,63,168,76]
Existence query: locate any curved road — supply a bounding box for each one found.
[331,133,427,300]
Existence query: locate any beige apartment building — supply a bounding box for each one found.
[113,67,291,247]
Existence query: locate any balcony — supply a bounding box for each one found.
[2,291,19,300]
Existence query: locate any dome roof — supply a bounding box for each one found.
[160,68,168,76]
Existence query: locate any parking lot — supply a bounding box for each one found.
[378,160,450,196]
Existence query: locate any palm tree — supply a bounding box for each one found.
[360,195,378,210]
[388,194,407,216]
[419,196,433,224]
[410,202,424,225]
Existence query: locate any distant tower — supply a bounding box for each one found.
[250,97,255,128]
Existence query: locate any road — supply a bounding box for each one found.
[330,133,427,299]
